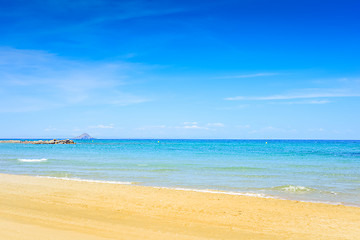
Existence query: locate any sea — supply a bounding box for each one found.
[0,139,359,206]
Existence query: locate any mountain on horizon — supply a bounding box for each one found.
[73,133,94,140]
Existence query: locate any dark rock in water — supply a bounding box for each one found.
[0,139,75,144]
[0,140,22,143]
[73,133,94,140]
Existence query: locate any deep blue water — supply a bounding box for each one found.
[1,139,359,206]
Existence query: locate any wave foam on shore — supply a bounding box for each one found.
[18,158,48,162]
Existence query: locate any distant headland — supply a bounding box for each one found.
[73,133,94,140]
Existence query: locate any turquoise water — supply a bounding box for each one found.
[0,139,359,206]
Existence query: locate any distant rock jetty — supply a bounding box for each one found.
[73,133,94,140]
[0,139,75,144]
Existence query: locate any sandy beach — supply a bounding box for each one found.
[0,173,359,240]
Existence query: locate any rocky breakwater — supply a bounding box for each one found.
[0,139,75,144]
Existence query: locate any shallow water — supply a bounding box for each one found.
[0,139,359,206]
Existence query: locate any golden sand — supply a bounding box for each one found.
[0,174,359,240]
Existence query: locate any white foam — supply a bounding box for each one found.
[36,176,133,185]
[154,186,271,198]
[281,185,313,192]
[18,158,48,162]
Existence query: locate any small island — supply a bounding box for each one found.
[0,139,75,144]
[73,133,94,140]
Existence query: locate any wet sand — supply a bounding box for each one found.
[0,173,359,239]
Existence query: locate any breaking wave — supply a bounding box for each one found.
[18,158,48,162]
[271,185,316,193]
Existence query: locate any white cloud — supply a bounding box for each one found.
[280,100,331,105]
[225,88,360,101]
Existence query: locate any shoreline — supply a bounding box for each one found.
[1,173,359,239]
[34,174,356,207]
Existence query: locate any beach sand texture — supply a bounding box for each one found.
[0,174,359,240]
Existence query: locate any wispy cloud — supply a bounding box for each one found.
[0,47,152,112]
[18,1,190,38]
[273,100,331,105]
[225,88,360,101]
[213,73,278,79]
[83,7,186,27]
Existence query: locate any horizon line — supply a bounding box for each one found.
[1,138,359,141]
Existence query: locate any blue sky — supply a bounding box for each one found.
[0,0,359,139]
